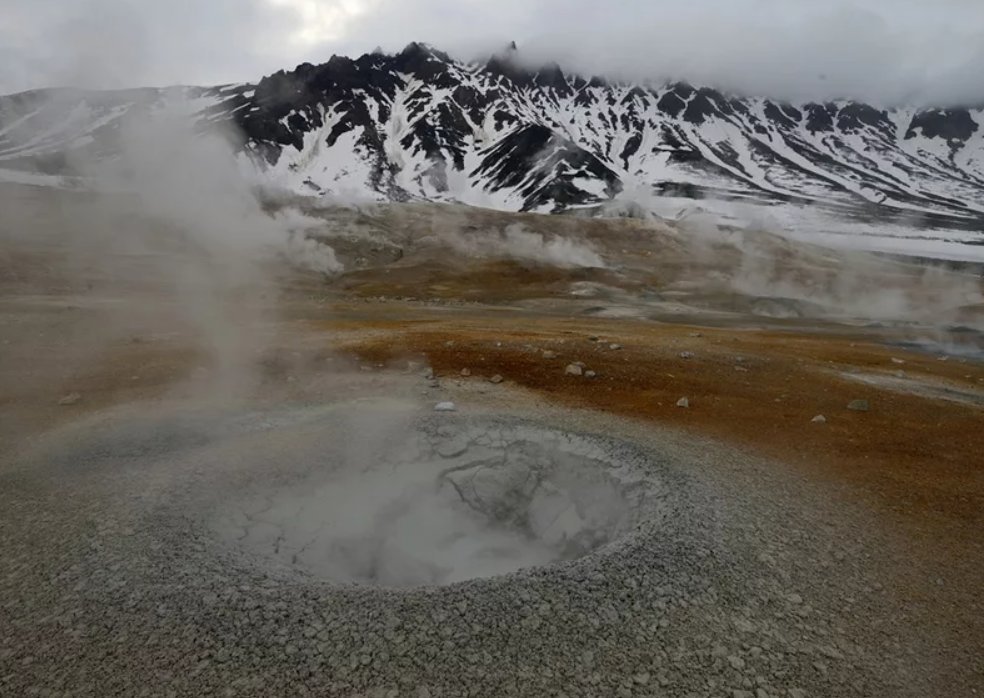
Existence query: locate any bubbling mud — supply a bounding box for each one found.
[213,415,661,588]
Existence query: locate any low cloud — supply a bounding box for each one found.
[2,0,983,106]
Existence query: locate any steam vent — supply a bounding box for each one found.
[214,412,664,587]
[3,34,983,695]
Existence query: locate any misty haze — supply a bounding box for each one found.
[0,2,982,698]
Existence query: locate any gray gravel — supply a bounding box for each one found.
[0,391,961,697]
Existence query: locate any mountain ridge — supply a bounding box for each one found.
[2,42,984,236]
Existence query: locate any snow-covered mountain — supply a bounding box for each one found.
[2,43,984,236]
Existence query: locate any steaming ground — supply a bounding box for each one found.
[1,182,983,697]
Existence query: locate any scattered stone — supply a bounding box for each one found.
[489,375,504,384]
[584,370,597,378]
[811,415,827,424]
[609,343,622,350]
[847,399,870,412]
[735,366,749,373]
[679,351,695,360]
[891,358,905,365]
[565,364,584,376]
[728,655,746,670]
[676,397,690,408]
[57,393,81,406]
[434,402,457,412]
[460,368,471,377]
[542,350,558,359]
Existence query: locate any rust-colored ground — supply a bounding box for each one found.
[2,189,982,690]
[341,312,984,546]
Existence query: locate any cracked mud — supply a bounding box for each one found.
[214,416,662,587]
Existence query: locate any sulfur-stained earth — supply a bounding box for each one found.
[1,185,982,697]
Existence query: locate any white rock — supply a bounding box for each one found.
[489,374,504,384]
[811,415,827,424]
[565,364,584,376]
[57,393,81,406]
[460,368,471,377]
[434,402,457,412]
[676,397,690,408]
[584,370,597,378]
[679,351,695,359]
[609,343,622,350]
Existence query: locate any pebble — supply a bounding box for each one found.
[10,373,916,697]
[679,351,695,360]
[565,364,584,376]
[584,370,597,378]
[489,375,504,384]
[542,350,558,359]
[460,368,471,377]
[609,343,623,351]
[811,415,826,424]
[846,399,869,412]
[57,393,81,406]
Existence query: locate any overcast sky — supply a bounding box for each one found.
[2,0,983,105]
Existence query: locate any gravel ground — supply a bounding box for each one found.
[0,375,950,698]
